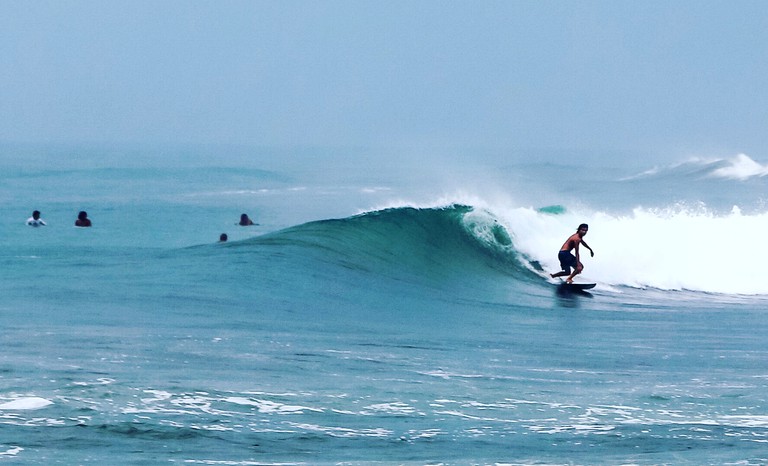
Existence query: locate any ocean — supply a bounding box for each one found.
[1,145,768,465]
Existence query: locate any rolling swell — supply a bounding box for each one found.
[246,205,541,287]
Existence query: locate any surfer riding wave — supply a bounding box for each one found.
[550,223,594,283]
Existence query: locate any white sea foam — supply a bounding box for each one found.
[141,390,174,403]
[182,461,303,465]
[420,369,486,380]
[0,397,53,410]
[364,402,418,415]
[72,378,115,387]
[224,397,322,414]
[408,429,442,439]
[0,446,23,456]
[287,422,391,438]
[529,423,616,434]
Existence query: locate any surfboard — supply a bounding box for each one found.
[560,282,596,290]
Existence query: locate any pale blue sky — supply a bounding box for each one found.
[2,1,767,161]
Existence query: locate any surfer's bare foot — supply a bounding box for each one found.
[566,279,573,284]
[550,273,555,278]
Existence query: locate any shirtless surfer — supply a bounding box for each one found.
[550,223,594,283]
[75,211,92,227]
[238,213,255,226]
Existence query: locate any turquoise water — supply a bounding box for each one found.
[2,146,768,464]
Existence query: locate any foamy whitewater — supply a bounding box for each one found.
[1,146,768,464]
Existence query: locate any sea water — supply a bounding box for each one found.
[1,145,768,465]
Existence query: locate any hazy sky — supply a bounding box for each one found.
[2,1,767,160]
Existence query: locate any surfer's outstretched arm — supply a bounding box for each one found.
[581,239,594,257]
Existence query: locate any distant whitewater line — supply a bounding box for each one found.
[710,153,768,179]
[622,153,768,181]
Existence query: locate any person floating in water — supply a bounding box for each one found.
[75,211,92,227]
[550,223,594,283]
[26,210,46,227]
[219,233,228,242]
[238,213,255,226]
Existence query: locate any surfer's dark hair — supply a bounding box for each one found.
[578,223,588,230]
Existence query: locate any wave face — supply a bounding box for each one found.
[243,205,541,293]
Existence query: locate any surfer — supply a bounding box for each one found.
[238,213,255,226]
[75,211,92,227]
[550,223,594,283]
[26,210,46,227]
[219,233,228,242]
